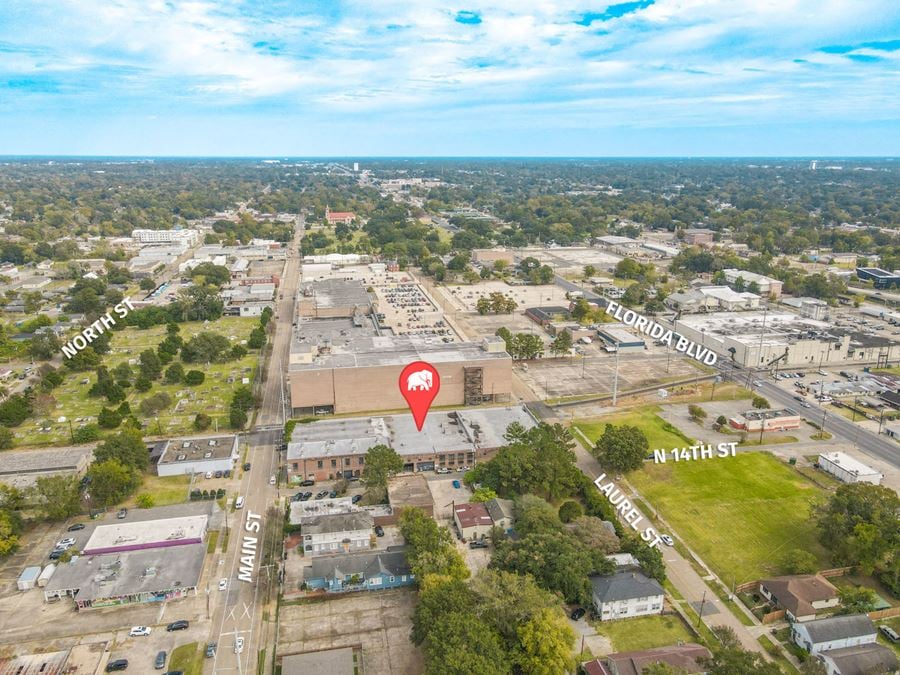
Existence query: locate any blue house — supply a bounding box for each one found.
[304,549,414,593]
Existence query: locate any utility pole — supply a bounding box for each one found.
[612,347,620,407]
[696,590,707,628]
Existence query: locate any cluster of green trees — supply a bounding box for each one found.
[517,257,555,285]
[591,424,650,472]
[476,292,518,315]
[229,385,256,429]
[495,327,544,360]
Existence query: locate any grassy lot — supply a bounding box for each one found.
[13,317,259,446]
[127,474,191,508]
[206,530,219,554]
[574,405,693,451]
[593,614,695,652]
[628,452,830,584]
[169,642,203,675]
[738,434,799,446]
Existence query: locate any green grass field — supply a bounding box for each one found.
[628,452,830,584]
[168,642,203,675]
[128,474,192,508]
[593,614,695,652]
[574,405,694,451]
[13,317,259,446]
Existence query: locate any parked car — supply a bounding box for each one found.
[435,467,451,474]
[374,525,385,537]
[154,651,167,670]
[570,607,586,620]
[56,538,76,548]
[301,491,312,501]
[299,479,315,486]
[214,470,223,478]
[163,671,183,675]
[67,523,85,531]
[269,475,276,485]
[204,471,212,479]
[328,490,337,498]
[224,470,232,478]
[880,625,900,643]
[235,496,245,509]
[166,620,189,632]
[456,466,469,472]
[106,660,128,672]
[315,490,329,500]
[452,480,461,489]
[660,534,675,546]
[129,626,151,637]
[234,636,244,653]
[117,508,127,519]
[48,549,65,560]
[205,642,217,658]
[352,495,363,504]
[243,462,251,471]
[218,578,228,591]
[469,540,489,549]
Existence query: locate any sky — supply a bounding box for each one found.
[0,0,898,156]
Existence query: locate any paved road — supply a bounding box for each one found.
[553,274,603,301]
[208,218,302,674]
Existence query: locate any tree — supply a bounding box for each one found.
[836,586,877,615]
[592,424,649,472]
[194,413,212,431]
[94,428,148,471]
[139,277,157,290]
[181,332,231,363]
[362,444,405,490]
[247,327,266,349]
[184,370,205,385]
[688,404,707,423]
[643,664,688,675]
[751,395,770,409]
[550,331,573,357]
[164,362,184,384]
[189,262,231,287]
[571,297,592,322]
[710,625,740,649]
[476,297,491,315]
[516,494,563,535]
[583,264,596,279]
[423,612,508,675]
[97,406,122,429]
[700,647,783,675]
[798,659,828,675]
[134,376,153,392]
[139,349,162,380]
[470,486,497,503]
[34,475,82,521]
[229,406,248,429]
[0,426,13,450]
[412,576,477,645]
[623,537,667,583]
[140,391,172,416]
[514,607,576,675]
[0,510,22,556]
[783,549,818,574]
[230,344,248,360]
[567,516,620,554]
[72,424,100,443]
[558,500,583,523]
[0,394,33,427]
[400,507,469,580]
[86,459,140,507]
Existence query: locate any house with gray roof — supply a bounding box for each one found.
[304,549,413,593]
[590,570,664,621]
[301,511,373,557]
[818,643,898,675]
[485,498,515,533]
[791,614,877,656]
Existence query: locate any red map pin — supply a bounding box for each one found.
[399,361,440,431]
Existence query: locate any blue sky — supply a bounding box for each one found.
[0,0,898,156]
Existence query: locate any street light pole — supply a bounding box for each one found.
[612,348,620,407]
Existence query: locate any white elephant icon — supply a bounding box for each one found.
[406,370,433,392]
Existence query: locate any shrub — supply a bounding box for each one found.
[97,407,122,429]
[184,370,205,386]
[72,424,100,443]
[558,500,583,523]
[193,413,212,431]
[139,392,172,416]
[136,493,155,509]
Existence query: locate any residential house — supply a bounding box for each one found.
[304,550,414,593]
[791,614,877,656]
[301,511,374,557]
[484,498,515,533]
[590,570,665,621]
[817,643,898,675]
[453,502,493,541]
[582,643,712,675]
[758,575,839,622]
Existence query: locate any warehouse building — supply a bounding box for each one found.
[298,279,373,318]
[675,312,900,369]
[596,326,645,353]
[817,452,883,485]
[43,543,205,609]
[856,267,900,289]
[286,406,536,482]
[156,435,239,476]
[723,269,783,297]
[82,515,208,555]
[289,317,512,416]
[0,446,94,489]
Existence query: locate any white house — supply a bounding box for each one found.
[301,511,373,557]
[791,615,877,656]
[590,570,665,621]
[156,436,239,477]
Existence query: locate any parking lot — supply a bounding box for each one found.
[372,282,459,341]
[278,588,423,674]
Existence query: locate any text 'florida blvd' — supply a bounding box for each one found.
[604,301,718,366]
[60,297,135,359]
[238,510,263,583]
[593,473,663,548]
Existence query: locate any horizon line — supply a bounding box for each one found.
[0,154,897,161]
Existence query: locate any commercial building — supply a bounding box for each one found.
[286,406,536,482]
[0,651,71,675]
[782,297,829,321]
[324,208,356,225]
[817,452,883,485]
[683,228,715,246]
[301,512,374,557]
[596,327,646,353]
[723,269,783,297]
[759,575,839,622]
[289,318,512,416]
[43,543,206,609]
[304,550,413,593]
[582,644,712,675]
[729,409,801,432]
[453,502,494,541]
[387,474,434,518]
[590,570,665,621]
[525,306,571,326]
[0,446,93,489]
[156,435,239,476]
[666,286,760,313]
[298,279,373,318]
[675,312,900,369]
[856,267,900,289]
[131,228,199,246]
[82,515,208,555]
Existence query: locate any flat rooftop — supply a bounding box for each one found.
[299,279,372,309]
[45,542,206,602]
[740,409,796,421]
[387,474,432,509]
[83,515,208,555]
[0,446,93,476]
[598,327,645,345]
[158,435,237,465]
[287,406,536,460]
[818,451,881,477]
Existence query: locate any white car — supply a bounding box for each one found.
[269,476,276,485]
[234,636,244,653]
[660,534,675,546]
[436,467,451,474]
[129,626,151,637]
[56,538,76,548]
[219,578,228,591]
[205,471,213,479]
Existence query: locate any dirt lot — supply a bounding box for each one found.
[516,352,703,401]
[278,588,423,674]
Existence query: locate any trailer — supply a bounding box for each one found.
[37,563,57,588]
[17,566,41,591]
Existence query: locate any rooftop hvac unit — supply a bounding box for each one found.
[209,440,217,446]
[143,566,158,577]
[204,451,212,458]
[177,454,187,461]
[182,442,191,448]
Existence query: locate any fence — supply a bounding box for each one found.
[735,580,759,593]
[869,607,900,620]
[762,609,787,624]
[818,567,854,578]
